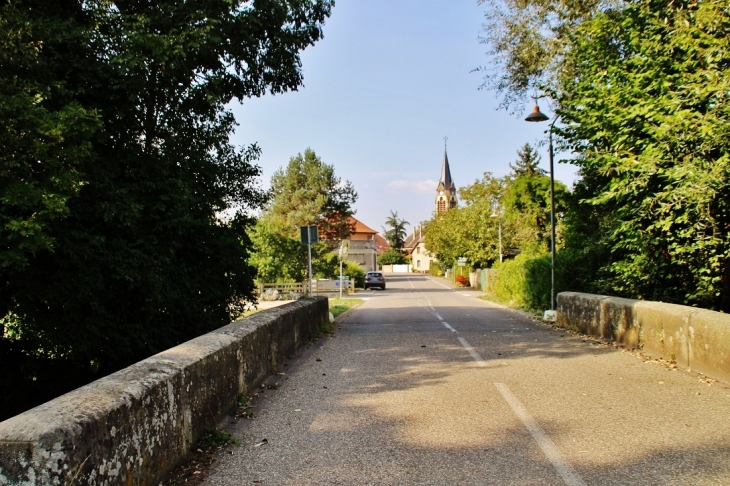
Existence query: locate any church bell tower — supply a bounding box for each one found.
[435,138,457,214]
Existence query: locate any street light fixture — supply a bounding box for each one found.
[525,102,557,317]
[490,209,503,264]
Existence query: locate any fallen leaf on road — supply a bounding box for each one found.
[294,409,302,412]
[254,439,268,447]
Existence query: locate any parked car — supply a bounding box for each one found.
[364,271,386,290]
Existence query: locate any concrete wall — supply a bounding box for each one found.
[0,297,328,486]
[557,292,730,383]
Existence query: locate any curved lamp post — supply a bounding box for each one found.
[525,103,557,315]
[490,207,503,264]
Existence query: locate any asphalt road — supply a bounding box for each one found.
[203,274,730,485]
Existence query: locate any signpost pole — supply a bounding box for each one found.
[301,225,318,297]
[308,240,313,296]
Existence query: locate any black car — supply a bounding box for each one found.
[364,271,386,290]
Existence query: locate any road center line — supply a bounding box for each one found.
[416,282,458,333]
[429,278,454,290]
[494,383,586,486]
[442,321,458,333]
[457,337,486,366]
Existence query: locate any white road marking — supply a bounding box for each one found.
[442,321,458,333]
[414,280,457,333]
[407,278,415,289]
[428,278,454,290]
[461,293,472,297]
[457,337,486,366]
[495,383,586,486]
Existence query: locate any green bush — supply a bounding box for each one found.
[429,261,444,276]
[378,249,407,265]
[344,261,365,288]
[490,250,583,313]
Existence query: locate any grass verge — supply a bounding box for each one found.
[329,298,363,318]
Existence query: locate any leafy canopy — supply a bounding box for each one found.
[250,148,357,284]
[0,0,333,421]
[269,148,357,244]
[558,0,730,310]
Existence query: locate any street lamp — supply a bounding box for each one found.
[525,102,557,317]
[490,209,503,264]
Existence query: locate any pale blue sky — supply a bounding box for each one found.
[230,0,577,234]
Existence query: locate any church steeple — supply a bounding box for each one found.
[435,138,457,215]
[440,148,453,189]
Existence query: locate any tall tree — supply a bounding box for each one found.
[383,210,409,252]
[510,143,546,177]
[502,173,569,255]
[268,148,357,244]
[0,0,333,420]
[557,0,730,311]
[475,0,618,111]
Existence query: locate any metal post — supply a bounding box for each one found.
[339,255,343,299]
[498,221,503,263]
[549,129,556,311]
[308,241,313,297]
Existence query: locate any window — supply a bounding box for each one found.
[417,260,421,268]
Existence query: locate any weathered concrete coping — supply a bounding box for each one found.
[0,297,328,486]
[557,292,730,383]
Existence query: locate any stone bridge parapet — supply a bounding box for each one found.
[557,292,730,384]
[0,297,328,485]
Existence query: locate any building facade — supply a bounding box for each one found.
[345,216,389,273]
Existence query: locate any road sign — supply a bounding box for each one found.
[300,225,319,245]
[339,240,349,259]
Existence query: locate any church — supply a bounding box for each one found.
[404,143,457,272]
[435,143,457,214]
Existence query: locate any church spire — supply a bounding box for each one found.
[440,145,453,189]
[435,137,457,215]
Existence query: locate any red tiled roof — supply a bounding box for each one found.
[348,216,377,236]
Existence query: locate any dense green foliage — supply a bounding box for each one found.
[0,0,333,420]
[249,148,357,285]
[479,0,730,312]
[489,251,582,311]
[429,261,445,277]
[378,248,408,266]
[268,148,357,245]
[343,261,365,288]
[557,0,730,311]
[425,173,504,268]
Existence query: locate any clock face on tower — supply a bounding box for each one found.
[439,190,444,196]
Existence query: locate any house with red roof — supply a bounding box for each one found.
[345,216,390,272]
